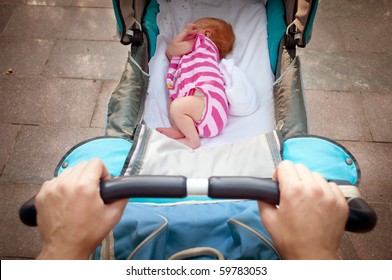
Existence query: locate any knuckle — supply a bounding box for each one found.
[279,160,294,169]
[287,180,304,196]
[75,179,96,197]
[295,163,308,171]
[312,185,324,197]
[324,193,336,207]
[90,158,102,166]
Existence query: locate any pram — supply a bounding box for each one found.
[20,0,377,260]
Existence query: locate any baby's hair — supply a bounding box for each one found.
[194,17,235,59]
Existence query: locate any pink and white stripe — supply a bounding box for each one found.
[167,33,229,138]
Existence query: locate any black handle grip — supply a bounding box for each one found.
[208,177,280,204]
[346,197,378,233]
[19,176,377,233]
[100,175,187,203]
[19,196,38,227]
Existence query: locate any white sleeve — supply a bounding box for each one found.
[220,59,261,117]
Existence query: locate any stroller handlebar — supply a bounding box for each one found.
[19,176,377,232]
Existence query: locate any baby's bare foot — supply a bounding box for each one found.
[177,138,201,149]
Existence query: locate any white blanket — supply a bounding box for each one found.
[144,0,275,149]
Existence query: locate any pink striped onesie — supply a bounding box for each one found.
[166,33,229,138]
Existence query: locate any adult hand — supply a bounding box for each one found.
[36,159,128,259]
[258,161,349,259]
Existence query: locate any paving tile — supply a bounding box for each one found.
[0,182,41,259]
[42,39,129,80]
[317,0,392,19]
[0,37,54,76]
[24,0,72,6]
[0,76,101,127]
[306,15,346,52]
[362,93,392,143]
[0,0,24,5]
[305,90,372,141]
[0,124,20,175]
[339,141,392,204]
[298,49,392,93]
[339,17,392,54]
[339,232,360,260]
[71,0,112,8]
[347,203,392,259]
[0,5,16,33]
[2,5,118,41]
[1,126,103,183]
[91,80,118,128]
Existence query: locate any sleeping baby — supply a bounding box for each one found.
[157,17,235,149]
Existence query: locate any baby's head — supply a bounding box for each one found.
[194,17,235,59]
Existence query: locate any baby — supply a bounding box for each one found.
[157,17,235,149]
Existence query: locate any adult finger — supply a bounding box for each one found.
[75,158,110,188]
[312,172,333,195]
[57,165,74,178]
[274,160,302,193]
[87,158,110,180]
[257,201,278,230]
[295,164,318,192]
[104,198,128,224]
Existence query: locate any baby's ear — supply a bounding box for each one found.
[204,29,211,38]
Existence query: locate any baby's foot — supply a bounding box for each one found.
[156,127,185,139]
[177,137,201,149]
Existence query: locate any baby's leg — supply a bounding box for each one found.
[156,127,185,139]
[169,95,205,149]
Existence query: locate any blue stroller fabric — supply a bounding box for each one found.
[92,200,281,260]
[282,136,360,186]
[55,137,132,177]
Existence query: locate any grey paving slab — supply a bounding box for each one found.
[0,0,24,5]
[305,90,372,141]
[347,203,392,260]
[0,124,20,176]
[339,141,392,204]
[91,80,118,128]
[0,182,41,259]
[363,93,392,143]
[0,76,101,127]
[1,126,103,183]
[298,49,392,93]
[339,232,360,260]
[317,0,392,19]
[306,15,346,52]
[24,0,72,6]
[0,5,15,33]
[71,0,112,8]
[0,37,54,76]
[2,5,118,41]
[339,17,392,54]
[42,39,129,80]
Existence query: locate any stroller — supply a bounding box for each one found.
[20,0,377,260]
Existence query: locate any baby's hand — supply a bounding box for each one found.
[183,23,197,36]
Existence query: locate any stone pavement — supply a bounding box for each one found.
[0,0,391,259]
